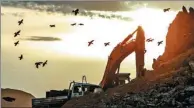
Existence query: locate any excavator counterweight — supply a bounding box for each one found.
[100,26,145,90]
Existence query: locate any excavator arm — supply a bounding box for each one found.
[100,26,145,90]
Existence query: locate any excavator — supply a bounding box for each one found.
[32,26,145,108]
[100,26,146,90]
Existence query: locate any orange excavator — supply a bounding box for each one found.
[100,26,146,90]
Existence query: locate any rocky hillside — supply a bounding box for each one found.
[153,6,194,70]
[62,6,194,108]
[1,88,35,107]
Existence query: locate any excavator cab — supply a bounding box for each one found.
[115,73,131,85]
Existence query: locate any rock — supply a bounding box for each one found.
[189,105,194,108]
[183,6,188,13]
[189,7,194,14]
[189,96,194,104]
[189,61,194,71]
[171,98,176,106]
[185,86,194,92]
[185,86,194,97]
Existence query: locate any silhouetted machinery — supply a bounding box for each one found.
[32,26,146,108]
[100,26,145,90]
[32,75,102,108]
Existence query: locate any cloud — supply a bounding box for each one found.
[20,36,62,41]
[1,1,134,21]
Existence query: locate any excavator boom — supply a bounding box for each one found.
[100,26,145,90]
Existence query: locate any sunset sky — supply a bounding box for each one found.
[1,1,194,97]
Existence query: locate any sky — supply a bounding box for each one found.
[1,1,194,98]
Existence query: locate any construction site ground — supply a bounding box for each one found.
[62,48,194,108]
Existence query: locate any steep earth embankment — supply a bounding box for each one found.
[153,6,194,70]
[62,6,194,108]
[1,88,35,108]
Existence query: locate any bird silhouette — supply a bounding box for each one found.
[157,41,163,46]
[18,19,23,25]
[78,23,84,26]
[104,42,110,46]
[88,40,94,46]
[19,54,23,60]
[72,9,79,16]
[71,23,76,26]
[2,97,16,102]
[14,30,21,37]
[146,38,154,42]
[50,25,55,27]
[42,60,48,67]
[14,41,19,46]
[163,8,170,12]
[35,62,43,68]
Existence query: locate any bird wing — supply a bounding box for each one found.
[35,64,38,68]
[88,42,92,46]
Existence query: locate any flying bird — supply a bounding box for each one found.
[14,41,19,46]
[42,60,48,67]
[157,41,163,46]
[18,19,23,25]
[78,23,84,26]
[14,30,21,37]
[104,42,110,46]
[163,8,171,12]
[2,97,16,102]
[19,54,23,60]
[35,62,43,68]
[146,38,154,42]
[50,25,55,27]
[88,40,94,46]
[72,9,79,16]
[71,23,76,26]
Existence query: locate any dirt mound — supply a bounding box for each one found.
[1,88,35,107]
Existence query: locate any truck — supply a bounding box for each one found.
[32,76,103,108]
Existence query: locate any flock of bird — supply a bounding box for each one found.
[13,8,167,68]
[13,19,48,69]
[81,8,170,49]
[2,7,172,103]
